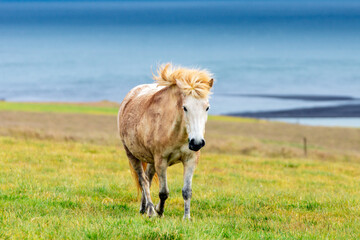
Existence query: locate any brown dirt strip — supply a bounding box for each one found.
[0,111,359,161]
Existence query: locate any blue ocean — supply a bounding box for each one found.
[1,1,360,126]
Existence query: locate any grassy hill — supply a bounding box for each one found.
[0,101,359,239]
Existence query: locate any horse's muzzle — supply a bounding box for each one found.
[188,138,206,151]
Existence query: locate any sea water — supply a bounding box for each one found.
[0,1,359,127]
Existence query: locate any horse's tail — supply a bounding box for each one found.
[128,161,158,195]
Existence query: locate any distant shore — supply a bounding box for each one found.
[223,94,358,102]
[228,104,360,118]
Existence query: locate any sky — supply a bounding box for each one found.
[1,0,358,2]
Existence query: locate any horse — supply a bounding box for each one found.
[117,63,214,219]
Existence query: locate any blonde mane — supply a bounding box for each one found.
[153,63,213,99]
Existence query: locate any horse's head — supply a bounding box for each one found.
[153,63,214,152]
[182,95,210,151]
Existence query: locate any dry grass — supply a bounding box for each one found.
[0,111,119,145]
[0,109,359,162]
[206,117,360,161]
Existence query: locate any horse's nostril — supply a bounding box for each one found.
[188,138,205,151]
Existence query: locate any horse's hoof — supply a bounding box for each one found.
[139,204,146,214]
[155,203,164,217]
[147,205,157,218]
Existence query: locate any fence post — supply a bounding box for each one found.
[303,137,307,157]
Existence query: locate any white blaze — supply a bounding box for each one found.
[183,96,209,144]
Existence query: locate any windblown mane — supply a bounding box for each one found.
[153,63,213,99]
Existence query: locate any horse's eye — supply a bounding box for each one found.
[183,106,187,112]
[206,106,210,111]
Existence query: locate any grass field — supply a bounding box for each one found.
[0,102,360,239]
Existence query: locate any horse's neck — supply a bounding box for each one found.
[157,86,187,140]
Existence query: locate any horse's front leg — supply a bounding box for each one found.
[182,154,198,220]
[155,158,169,216]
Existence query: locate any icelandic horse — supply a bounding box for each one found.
[118,63,214,219]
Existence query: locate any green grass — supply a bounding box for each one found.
[0,102,260,121]
[1,136,360,239]
[0,101,119,115]
[208,115,260,123]
[1,102,360,239]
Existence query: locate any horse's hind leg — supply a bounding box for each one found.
[145,163,156,186]
[124,147,157,218]
[139,164,156,214]
[154,157,169,216]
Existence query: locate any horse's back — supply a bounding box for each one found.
[118,83,165,162]
[118,83,164,123]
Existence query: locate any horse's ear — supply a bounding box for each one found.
[209,78,214,88]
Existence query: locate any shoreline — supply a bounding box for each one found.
[222,94,358,102]
[228,103,360,118]
[1,100,359,127]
